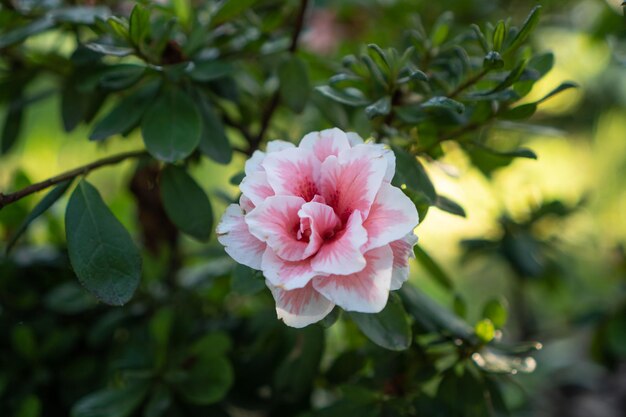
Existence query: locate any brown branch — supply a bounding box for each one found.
[448,67,490,99]
[247,0,309,155]
[0,150,148,209]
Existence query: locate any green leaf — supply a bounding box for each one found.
[413,244,454,290]
[15,394,41,417]
[175,354,233,405]
[44,282,97,315]
[499,103,537,120]
[506,6,542,53]
[315,86,370,106]
[431,12,452,46]
[231,264,265,295]
[65,180,142,306]
[60,84,106,132]
[160,165,213,241]
[537,81,578,103]
[488,60,527,94]
[1,103,23,155]
[364,96,391,119]
[350,294,412,351]
[189,61,234,82]
[141,88,201,162]
[129,4,150,46]
[6,179,73,253]
[435,195,466,217]
[212,0,259,25]
[85,43,134,57]
[71,382,149,417]
[194,91,232,164]
[471,24,489,53]
[98,65,145,90]
[89,81,159,141]
[453,294,467,318]
[278,55,310,114]
[482,298,508,329]
[49,6,111,24]
[528,52,554,77]
[492,21,506,51]
[400,284,475,341]
[475,319,495,343]
[481,146,537,159]
[421,96,465,113]
[0,18,54,49]
[144,385,171,417]
[391,146,437,204]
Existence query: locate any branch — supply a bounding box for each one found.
[448,67,490,99]
[247,0,309,155]
[0,150,148,209]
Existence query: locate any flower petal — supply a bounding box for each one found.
[216,204,266,270]
[245,195,318,262]
[262,148,321,201]
[346,131,364,146]
[389,233,418,290]
[240,171,274,206]
[262,248,324,290]
[245,150,266,176]
[298,201,341,248]
[311,210,367,275]
[267,140,296,153]
[268,281,335,328]
[320,145,388,221]
[362,182,419,251]
[313,245,393,313]
[299,128,351,162]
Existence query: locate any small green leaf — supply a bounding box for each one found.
[506,6,542,53]
[453,294,467,318]
[492,21,506,51]
[141,88,201,162]
[175,354,233,405]
[350,294,412,351]
[475,319,495,343]
[71,382,149,417]
[89,80,159,141]
[489,60,527,94]
[65,180,142,306]
[1,103,23,155]
[278,55,310,114]
[364,96,391,119]
[421,96,465,113]
[98,65,145,90]
[500,103,537,120]
[194,92,232,164]
[231,264,265,295]
[431,12,453,46]
[6,179,73,253]
[85,43,134,57]
[160,165,213,241]
[189,61,234,82]
[413,244,454,290]
[528,52,554,77]
[315,86,370,107]
[537,81,578,103]
[482,298,508,329]
[391,146,437,204]
[106,16,130,41]
[435,195,466,217]
[49,6,111,24]
[129,4,150,46]
[471,24,489,53]
[212,0,259,25]
[44,282,97,315]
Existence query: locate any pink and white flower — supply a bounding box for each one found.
[216,128,419,328]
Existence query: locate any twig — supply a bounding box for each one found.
[0,150,148,209]
[448,67,490,99]
[247,0,309,155]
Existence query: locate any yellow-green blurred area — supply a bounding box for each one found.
[1,0,626,415]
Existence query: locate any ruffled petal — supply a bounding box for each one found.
[362,182,419,251]
[319,145,388,221]
[299,128,351,162]
[313,244,393,313]
[262,148,321,202]
[311,210,368,275]
[389,233,418,290]
[245,195,318,262]
[240,171,274,206]
[267,140,296,153]
[216,204,266,270]
[262,248,324,290]
[268,281,335,328]
[346,131,364,147]
[245,150,266,176]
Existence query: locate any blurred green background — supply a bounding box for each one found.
[1,0,625,416]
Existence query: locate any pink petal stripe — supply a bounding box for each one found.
[319,147,387,222]
[298,201,341,248]
[311,210,368,275]
[389,233,418,290]
[362,182,419,251]
[268,281,335,328]
[299,128,351,162]
[263,148,322,202]
[313,245,394,313]
[240,171,274,206]
[245,195,319,262]
[216,204,266,270]
[262,248,324,290]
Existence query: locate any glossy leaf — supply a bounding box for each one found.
[350,294,412,351]
[141,88,201,162]
[413,245,454,290]
[435,195,466,217]
[194,91,232,164]
[85,43,134,57]
[391,146,437,204]
[176,354,233,405]
[65,180,142,306]
[189,61,234,82]
[6,179,73,253]
[71,382,149,417]
[492,21,506,51]
[231,264,265,295]
[49,6,110,24]
[129,4,150,46]
[160,165,213,241]
[421,96,465,113]
[315,86,370,106]
[44,282,98,315]
[278,55,310,113]
[1,104,22,155]
[212,0,259,25]
[506,6,542,53]
[365,96,391,119]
